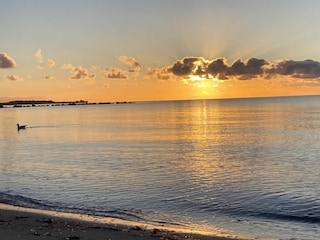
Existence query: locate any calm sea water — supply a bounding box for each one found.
[1,96,320,239]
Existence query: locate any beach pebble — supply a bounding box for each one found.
[42,218,54,224]
[15,216,28,219]
[30,228,39,235]
[65,236,80,240]
[130,225,143,231]
[152,228,160,234]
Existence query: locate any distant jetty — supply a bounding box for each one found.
[0,100,133,108]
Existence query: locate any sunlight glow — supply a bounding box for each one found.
[186,74,220,91]
[189,75,206,81]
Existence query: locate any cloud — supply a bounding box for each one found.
[86,74,96,85]
[35,49,43,63]
[168,57,208,76]
[4,75,23,81]
[165,56,320,81]
[90,65,101,71]
[67,65,97,84]
[70,66,88,79]
[119,56,140,68]
[118,56,141,75]
[206,58,228,75]
[60,63,74,69]
[47,59,55,68]
[272,59,320,78]
[0,53,17,68]
[104,68,128,79]
[244,58,268,75]
[224,58,268,79]
[151,68,172,81]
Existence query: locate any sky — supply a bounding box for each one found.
[2,0,320,102]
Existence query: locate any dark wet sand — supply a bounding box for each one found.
[0,204,246,240]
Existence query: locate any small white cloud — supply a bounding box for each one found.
[60,63,74,69]
[70,66,88,79]
[90,65,101,71]
[47,59,55,68]
[86,74,96,85]
[35,49,43,63]
[104,68,128,79]
[119,56,140,67]
[4,75,23,81]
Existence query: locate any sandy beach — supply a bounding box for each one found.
[0,204,243,240]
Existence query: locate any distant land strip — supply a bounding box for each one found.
[0,100,133,108]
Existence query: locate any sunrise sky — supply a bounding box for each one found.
[2,0,320,102]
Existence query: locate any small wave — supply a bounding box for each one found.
[224,206,320,224]
[254,212,320,224]
[0,192,132,216]
[0,192,149,225]
[0,192,55,209]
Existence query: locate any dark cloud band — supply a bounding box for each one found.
[167,57,320,80]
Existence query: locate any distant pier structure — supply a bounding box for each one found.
[0,100,133,108]
[0,100,88,108]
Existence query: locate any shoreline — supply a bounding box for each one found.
[0,203,244,240]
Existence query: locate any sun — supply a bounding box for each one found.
[189,75,206,81]
[185,75,220,93]
[188,74,220,87]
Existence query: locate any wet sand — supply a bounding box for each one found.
[0,204,244,240]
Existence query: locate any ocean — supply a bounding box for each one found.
[1,96,320,239]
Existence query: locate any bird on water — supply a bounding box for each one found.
[17,124,27,131]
